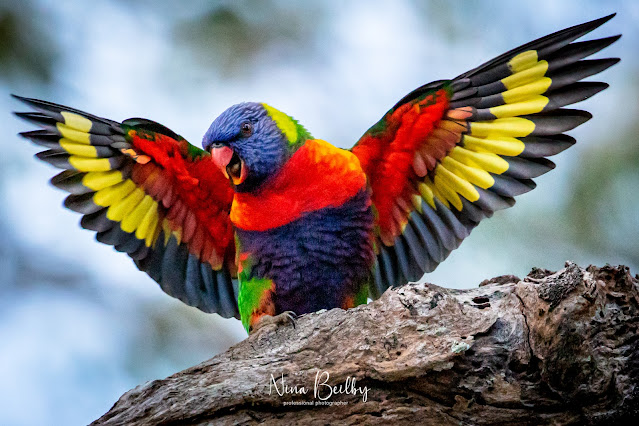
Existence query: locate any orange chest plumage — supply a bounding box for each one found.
[230,139,369,231]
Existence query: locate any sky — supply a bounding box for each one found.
[0,0,637,424]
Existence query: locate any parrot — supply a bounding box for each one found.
[14,15,619,333]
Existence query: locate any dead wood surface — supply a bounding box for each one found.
[93,263,639,425]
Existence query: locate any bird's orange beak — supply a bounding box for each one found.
[210,146,248,185]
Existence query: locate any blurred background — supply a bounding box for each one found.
[0,0,637,424]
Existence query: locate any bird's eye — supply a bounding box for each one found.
[240,121,253,137]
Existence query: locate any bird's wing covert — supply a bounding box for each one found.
[14,96,240,318]
[351,14,620,298]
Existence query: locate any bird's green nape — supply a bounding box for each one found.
[261,103,312,149]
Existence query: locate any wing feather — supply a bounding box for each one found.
[351,15,619,296]
[14,96,239,318]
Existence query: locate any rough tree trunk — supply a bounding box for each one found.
[93,263,638,425]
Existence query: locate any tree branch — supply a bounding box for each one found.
[92,263,639,425]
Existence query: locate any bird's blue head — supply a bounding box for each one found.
[202,102,312,192]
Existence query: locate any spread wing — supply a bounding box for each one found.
[351,14,620,298]
[14,96,240,318]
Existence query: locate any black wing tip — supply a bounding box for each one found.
[11,94,37,105]
[596,12,616,23]
[12,95,69,119]
[584,34,622,54]
[14,111,50,123]
[456,14,618,82]
[14,111,40,117]
[564,81,610,97]
[551,108,593,119]
[544,158,557,170]
[606,33,623,44]
[35,150,71,169]
[533,13,618,49]
[602,57,621,67]
[565,109,593,127]
[581,13,616,31]
[576,109,593,120]
[18,129,55,142]
[17,130,33,139]
[555,109,593,125]
[567,13,616,39]
[11,94,46,111]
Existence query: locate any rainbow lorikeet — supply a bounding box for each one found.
[15,15,619,333]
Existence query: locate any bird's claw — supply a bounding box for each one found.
[250,311,298,334]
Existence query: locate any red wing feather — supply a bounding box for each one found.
[352,87,452,245]
[15,96,239,318]
[352,15,619,299]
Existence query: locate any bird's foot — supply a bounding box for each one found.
[249,311,297,334]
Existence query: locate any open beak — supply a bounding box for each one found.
[210,146,248,186]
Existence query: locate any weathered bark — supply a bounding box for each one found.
[93,263,639,425]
